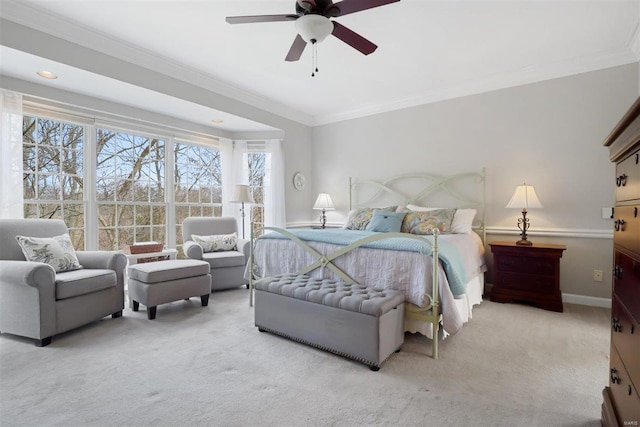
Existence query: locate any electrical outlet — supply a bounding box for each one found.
[593,269,604,282]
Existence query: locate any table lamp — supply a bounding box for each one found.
[505,183,543,246]
[313,193,335,229]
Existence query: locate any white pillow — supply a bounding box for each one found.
[406,204,477,234]
[15,233,83,272]
[192,232,238,253]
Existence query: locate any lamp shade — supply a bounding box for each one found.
[229,184,254,204]
[313,193,335,210]
[505,184,543,210]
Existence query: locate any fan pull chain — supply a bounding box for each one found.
[311,40,319,77]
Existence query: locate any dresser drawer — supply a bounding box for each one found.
[616,149,640,202]
[613,205,640,254]
[611,296,640,388]
[609,346,640,423]
[613,251,640,320]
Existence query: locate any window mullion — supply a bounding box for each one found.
[84,124,97,250]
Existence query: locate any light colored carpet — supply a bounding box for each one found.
[0,289,610,427]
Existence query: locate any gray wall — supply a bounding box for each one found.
[310,63,639,302]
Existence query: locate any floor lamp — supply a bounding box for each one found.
[230,184,254,239]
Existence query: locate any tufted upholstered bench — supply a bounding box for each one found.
[128,259,211,320]
[254,274,405,370]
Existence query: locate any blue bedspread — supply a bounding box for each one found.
[259,229,469,297]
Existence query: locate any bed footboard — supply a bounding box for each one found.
[249,226,442,359]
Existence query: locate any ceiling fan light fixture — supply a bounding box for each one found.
[295,14,333,43]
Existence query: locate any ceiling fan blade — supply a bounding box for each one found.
[226,14,297,24]
[285,34,307,62]
[331,21,377,55]
[328,0,400,17]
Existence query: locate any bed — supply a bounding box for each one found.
[249,170,487,358]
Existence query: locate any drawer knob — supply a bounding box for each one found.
[610,368,621,384]
[616,174,628,187]
[614,219,626,231]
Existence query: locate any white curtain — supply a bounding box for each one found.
[0,90,24,219]
[221,139,249,233]
[264,139,286,228]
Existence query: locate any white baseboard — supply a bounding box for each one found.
[562,293,611,308]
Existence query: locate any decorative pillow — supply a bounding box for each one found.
[401,208,456,235]
[364,210,406,233]
[344,206,397,230]
[15,233,82,273]
[406,204,477,234]
[192,232,238,253]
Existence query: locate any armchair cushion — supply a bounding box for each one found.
[202,251,246,268]
[55,269,116,300]
[192,232,238,253]
[15,233,82,273]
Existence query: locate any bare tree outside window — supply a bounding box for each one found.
[174,141,222,258]
[22,115,85,249]
[96,128,165,251]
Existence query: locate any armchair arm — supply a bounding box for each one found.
[0,260,56,340]
[183,241,203,260]
[0,260,56,289]
[75,251,127,292]
[75,251,126,271]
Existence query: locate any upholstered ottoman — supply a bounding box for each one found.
[254,274,405,370]
[128,259,211,320]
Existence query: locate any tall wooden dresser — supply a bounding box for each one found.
[602,97,640,426]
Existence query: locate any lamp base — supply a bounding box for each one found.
[515,239,533,246]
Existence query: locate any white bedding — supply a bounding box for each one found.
[252,230,487,336]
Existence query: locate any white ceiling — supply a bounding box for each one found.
[1,0,639,132]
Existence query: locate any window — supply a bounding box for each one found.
[174,141,222,257]
[19,110,279,253]
[22,115,85,248]
[96,128,166,251]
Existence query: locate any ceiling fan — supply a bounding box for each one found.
[226,0,400,67]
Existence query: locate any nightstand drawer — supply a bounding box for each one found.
[496,272,555,294]
[494,254,556,276]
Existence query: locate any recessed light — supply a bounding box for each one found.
[212,119,224,124]
[37,70,58,79]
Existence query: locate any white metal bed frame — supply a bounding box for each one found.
[249,169,486,359]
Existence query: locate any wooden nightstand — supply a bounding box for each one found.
[489,241,566,312]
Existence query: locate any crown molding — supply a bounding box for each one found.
[0,0,315,127]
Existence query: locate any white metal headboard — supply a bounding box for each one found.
[349,168,486,242]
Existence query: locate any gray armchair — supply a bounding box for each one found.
[0,219,126,347]
[182,217,249,291]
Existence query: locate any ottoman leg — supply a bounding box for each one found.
[132,301,139,312]
[201,294,209,307]
[148,306,157,320]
